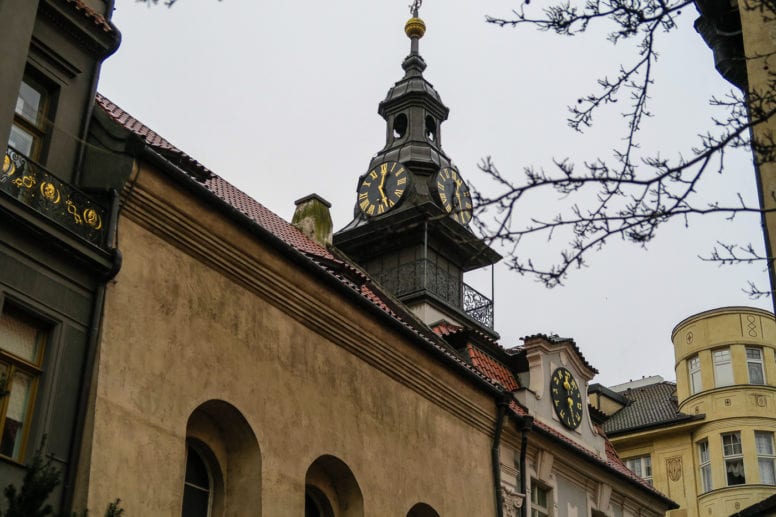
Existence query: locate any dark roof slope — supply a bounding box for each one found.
[604,381,701,435]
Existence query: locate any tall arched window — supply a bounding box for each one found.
[407,502,440,517]
[305,485,334,517]
[182,444,212,517]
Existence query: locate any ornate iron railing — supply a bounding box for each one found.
[1,146,108,247]
[373,258,462,309]
[463,283,493,329]
[372,258,493,329]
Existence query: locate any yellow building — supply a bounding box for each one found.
[594,307,776,517]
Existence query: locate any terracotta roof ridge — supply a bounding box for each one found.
[64,0,113,32]
[95,93,214,181]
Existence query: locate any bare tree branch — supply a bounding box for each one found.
[474,0,776,294]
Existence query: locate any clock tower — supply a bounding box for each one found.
[334,9,501,336]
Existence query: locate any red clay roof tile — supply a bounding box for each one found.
[64,0,113,32]
[465,344,520,391]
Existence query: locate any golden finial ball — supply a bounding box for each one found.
[405,17,426,39]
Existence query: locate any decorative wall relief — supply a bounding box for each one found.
[501,485,524,517]
[666,456,682,482]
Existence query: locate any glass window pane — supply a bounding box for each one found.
[181,485,209,517]
[0,309,41,363]
[746,348,762,360]
[184,447,210,489]
[0,371,33,459]
[756,432,774,455]
[749,363,765,385]
[699,441,709,462]
[8,124,34,157]
[726,459,746,485]
[15,81,42,126]
[714,349,734,386]
[760,459,776,485]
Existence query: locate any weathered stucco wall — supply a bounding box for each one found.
[75,164,498,516]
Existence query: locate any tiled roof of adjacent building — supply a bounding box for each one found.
[465,344,520,391]
[521,334,599,374]
[603,381,701,435]
[93,93,503,391]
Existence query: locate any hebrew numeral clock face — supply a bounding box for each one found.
[435,167,472,225]
[357,161,408,217]
[550,367,583,430]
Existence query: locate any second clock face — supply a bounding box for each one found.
[357,161,408,217]
[435,167,472,225]
[550,367,583,430]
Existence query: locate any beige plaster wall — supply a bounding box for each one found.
[75,165,498,516]
[738,2,776,296]
[613,430,700,517]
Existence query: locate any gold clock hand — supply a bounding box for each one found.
[378,169,388,205]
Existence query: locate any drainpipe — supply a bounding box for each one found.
[518,415,534,517]
[61,188,122,512]
[492,392,511,517]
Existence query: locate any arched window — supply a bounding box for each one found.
[407,502,440,517]
[182,444,213,517]
[305,455,363,517]
[305,485,334,517]
[184,400,261,516]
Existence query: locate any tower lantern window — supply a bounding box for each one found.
[425,115,436,142]
[393,113,408,139]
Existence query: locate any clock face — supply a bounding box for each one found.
[435,167,472,225]
[550,367,583,430]
[357,161,408,217]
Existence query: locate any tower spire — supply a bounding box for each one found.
[404,2,427,75]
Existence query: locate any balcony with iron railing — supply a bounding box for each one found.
[1,146,109,248]
[372,258,494,329]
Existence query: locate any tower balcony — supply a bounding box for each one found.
[372,257,494,329]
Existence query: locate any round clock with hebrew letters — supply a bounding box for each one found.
[550,367,583,430]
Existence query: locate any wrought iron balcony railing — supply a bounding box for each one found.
[1,146,108,248]
[463,283,493,329]
[372,258,494,329]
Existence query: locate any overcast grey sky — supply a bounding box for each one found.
[99,0,772,386]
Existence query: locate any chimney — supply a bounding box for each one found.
[292,194,333,248]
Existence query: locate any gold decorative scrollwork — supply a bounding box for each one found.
[83,208,102,230]
[66,200,83,225]
[40,181,61,203]
[13,175,36,189]
[2,154,15,176]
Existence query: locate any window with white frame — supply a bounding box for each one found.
[722,432,746,485]
[688,355,702,394]
[713,348,734,387]
[756,431,776,485]
[625,455,653,485]
[698,440,712,493]
[746,347,765,385]
[530,483,550,517]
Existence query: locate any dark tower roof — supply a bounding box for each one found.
[334,11,500,335]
